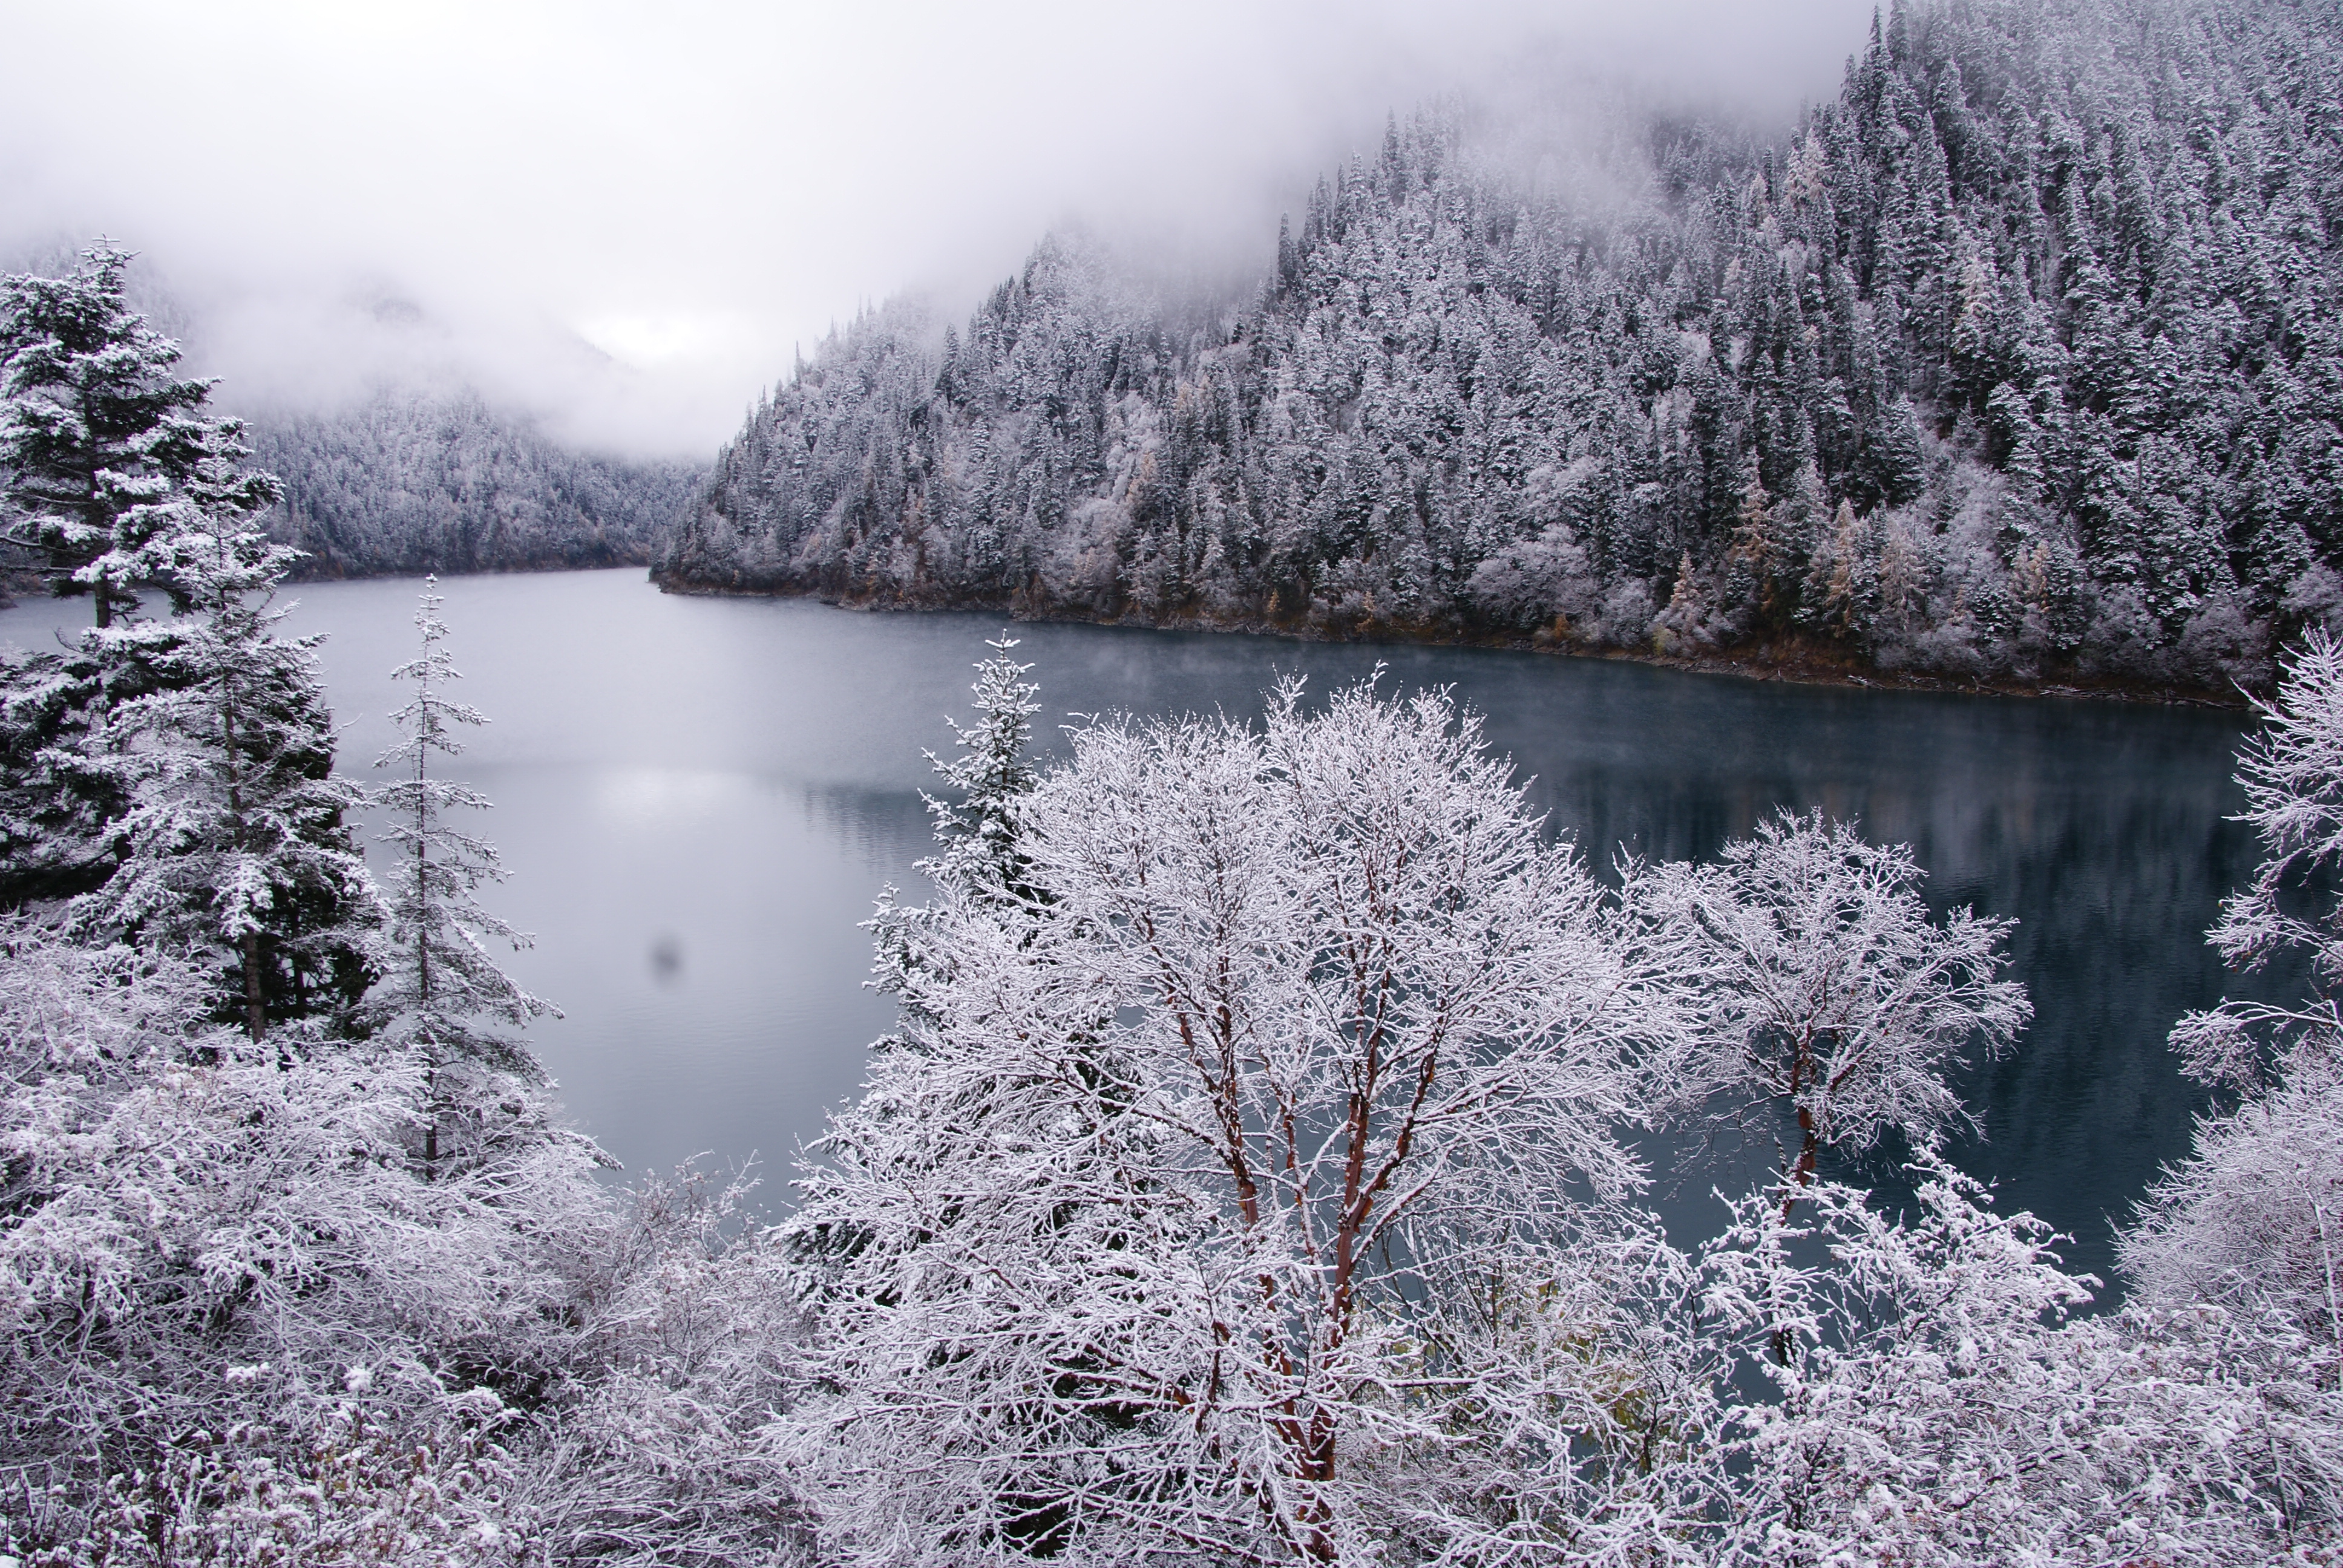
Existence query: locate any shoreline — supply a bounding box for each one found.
[649,573,2255,711]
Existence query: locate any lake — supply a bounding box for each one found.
[0,567,2264,1285]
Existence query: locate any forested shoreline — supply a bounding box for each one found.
[253,391,698,582]
[659,0,2343,699]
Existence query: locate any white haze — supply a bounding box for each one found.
[0,0,1874,459]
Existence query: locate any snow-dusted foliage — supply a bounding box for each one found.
[2170,629,2343,1091]
[790,679,1719,1564]
[0,921,605,1489]
[1705,1154,2341,1566]
[65,429,378,1039]
[1632,810,2029,1196]
[664,0,2343,691]
[365,577,559,1174]
[2126,629,2343,1382]
[787,663,2343,1564]
[0,921,813,1567]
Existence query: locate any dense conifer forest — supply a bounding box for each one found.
[252,392,699,581]
[660,0,2343,692]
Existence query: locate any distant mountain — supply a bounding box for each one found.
[658,0,2343,693]
[252,390,700,580]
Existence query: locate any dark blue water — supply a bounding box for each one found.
[0,569,2260,1285]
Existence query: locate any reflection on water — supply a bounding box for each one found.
[0,570,2263,1284]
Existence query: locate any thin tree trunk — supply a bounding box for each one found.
[243,930,267,1044]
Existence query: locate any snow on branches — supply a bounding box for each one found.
[1631,810,2030,1202]
[798,678,1720,1564]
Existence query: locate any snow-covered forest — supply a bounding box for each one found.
[251,393,700,581]
[9,0,2343,1552]
[1,237,2339,1562]
[661,0,2343,693]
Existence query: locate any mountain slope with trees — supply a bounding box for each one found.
[254,390,700,580]
[660,0,2343,693]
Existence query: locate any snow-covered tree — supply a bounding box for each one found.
[0,241,214,627]
[863,633,1044,1068]
[790,679,1706,1565]
[1634,809,2030,1205]
[920,633,1041,901]
[69,433,377,1040]
[1702,1150,2342,1565]
[365,577,557,1175]
[2168,628,2343,1093]
[2129,629,2343,1354]
[0,919,608,1509]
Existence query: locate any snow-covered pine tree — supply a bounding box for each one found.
[365,577,558,1175]
[921,632,1041,900]
[71,425,377,1041]
[0,240,215,627]
[865,633,1042,1024]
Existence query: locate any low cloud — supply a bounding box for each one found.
[0,0,1873,459]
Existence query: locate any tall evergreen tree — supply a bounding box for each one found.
[364,578,556,1173]
[0,241,214,627]
[71,429,378,1040]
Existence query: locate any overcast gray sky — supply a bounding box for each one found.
[0,0,1875,458]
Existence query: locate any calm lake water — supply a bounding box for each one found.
[1,567,2264,1285]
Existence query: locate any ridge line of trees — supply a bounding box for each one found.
[660,0,2343,694]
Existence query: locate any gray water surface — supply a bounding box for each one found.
[1,569,2260,1283]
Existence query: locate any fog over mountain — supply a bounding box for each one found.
[663,0,2343,693]
[0,0,1873,459]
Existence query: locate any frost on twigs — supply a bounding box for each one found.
[2174,629,2343,1093]
[791,677,1720,1564]
[1628,808,2029,1204]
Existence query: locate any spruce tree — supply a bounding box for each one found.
[73,427,378,1042]
[364,577,555,1173]
[0,241,214,627]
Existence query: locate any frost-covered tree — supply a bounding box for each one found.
[1634,810,2030,1205]
[1702,1154,2098,1564]
[0,241,214,627]
[1702,1150,2342,1564]
[790,679,1708,1565]
[0,920,608,1508]
[70,433,377,1039]
[863,633,1044,1059]
[921,633,1041,900]
[365,578,558,1175]
[2168,628,2343,1093]
[2128,629,2343,1354]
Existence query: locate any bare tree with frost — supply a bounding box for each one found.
[2127,629,2343,1370]
[2168,627,2343,1094]
[1632,811,2029,1208]
[1699,1147,2341,1566]
[790,678,1717,1566]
